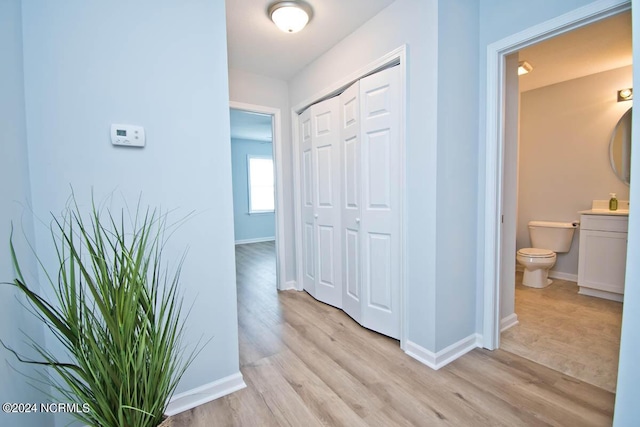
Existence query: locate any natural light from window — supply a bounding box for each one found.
[248,156,275,213]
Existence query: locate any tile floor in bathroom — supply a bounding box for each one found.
[501,272,623,393]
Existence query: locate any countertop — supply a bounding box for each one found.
[579,209,629,216]
[579,199,629,216]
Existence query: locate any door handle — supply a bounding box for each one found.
[314,213,318,219]
[355,218,360,223]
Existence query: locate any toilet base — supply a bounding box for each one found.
[522,268,553,288]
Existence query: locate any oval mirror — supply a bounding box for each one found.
[610,107,632,185]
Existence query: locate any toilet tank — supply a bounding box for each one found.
[528,221,578,253]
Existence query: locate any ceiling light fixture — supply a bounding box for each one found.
[618,88,633,102]
[268,1,313,33]
[518,61,533,76]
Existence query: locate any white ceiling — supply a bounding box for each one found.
[225,0,396,81]
[518,10,632,92]
[226,5,631,139]
[230,109,273,142]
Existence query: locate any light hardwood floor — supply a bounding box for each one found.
[170,242,614,426]
[501,272,623,393]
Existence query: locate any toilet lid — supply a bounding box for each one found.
[517,248,554,258]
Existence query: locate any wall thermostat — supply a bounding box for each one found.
[111,124,145,147]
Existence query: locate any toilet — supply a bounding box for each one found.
[516,220,578,288]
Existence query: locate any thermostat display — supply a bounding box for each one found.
[111,124,145,147]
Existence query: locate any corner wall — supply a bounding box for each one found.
[20,1,240,422]
[0,1,53,425]
[435,0,480,351]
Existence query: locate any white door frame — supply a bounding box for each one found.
[292,45,408,348]
[482,0,631,349]
[230,101,288,291]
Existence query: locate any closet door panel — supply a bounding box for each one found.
[360,66,401,339]
[367,233,392,311]
[300,108,316,296]
[340,81,362,322]
[311,97,342,308]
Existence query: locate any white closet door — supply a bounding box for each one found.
[360,66,401,339]
[340,80,362,322]
[300,97,343,308]
[312,97,342,308]
[299,107,316,297]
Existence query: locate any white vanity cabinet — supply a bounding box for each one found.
[577,214,628,302]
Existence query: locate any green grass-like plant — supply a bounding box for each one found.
[2,196,195,427]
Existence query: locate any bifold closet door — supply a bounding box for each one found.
[300,65,401,339]
[359,66,401,339]
[300,97,342,308]
[340,80,362,323]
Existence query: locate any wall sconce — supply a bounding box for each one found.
[268,1,313,33]
[518,61,533,76]
[617,88,633,102]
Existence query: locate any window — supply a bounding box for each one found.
[248,155,275,213]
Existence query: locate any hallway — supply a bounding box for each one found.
[170,242,614,426]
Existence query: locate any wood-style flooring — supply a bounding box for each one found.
[501,271,623,393]
[170,242,614,426]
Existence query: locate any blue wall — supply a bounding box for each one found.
[0,1,53,425]
[20,1,240,423]
[231,138,275,243]
[435,0,480,350]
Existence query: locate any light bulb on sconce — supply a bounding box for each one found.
[518,61,533,76]
[617,88,633,102]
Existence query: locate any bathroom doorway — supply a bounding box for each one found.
[483,1,631,393]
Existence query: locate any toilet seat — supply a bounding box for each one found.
[517,248,555,258]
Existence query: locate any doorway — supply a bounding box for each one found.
[498,12,631,392]
[482,1,631,350]
[229,101,287,290]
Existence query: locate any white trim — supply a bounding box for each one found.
[282,280,297,290]
[481,0,630,350]
[292,45,408,348]
[230,101,288,291]
[235,237,276,245]
[578,287,624,302]
[165,372,246,416]
[500,313,519,332]
[549,270,578,282]
[292,108,304,292]
[404,334,481,371]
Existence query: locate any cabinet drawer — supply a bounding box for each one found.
[580,215,628,232]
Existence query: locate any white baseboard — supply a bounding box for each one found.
[405,333,481,370]
[165,372,246,416]
[549,270,577,283]
[235,237,276,245]
[280,280,297,291]
[578,286,624,302]
[500,313,519,332]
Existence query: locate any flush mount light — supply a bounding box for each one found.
[618,88,633,102]
[268,1,313,33]
[518,61,533,76]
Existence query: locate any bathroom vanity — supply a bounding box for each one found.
[577,202,629,302]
